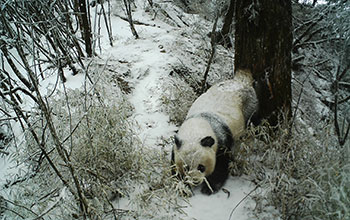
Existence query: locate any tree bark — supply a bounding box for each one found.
[78,0,93,57]
[219,0,235,47]
[234,0,293,126]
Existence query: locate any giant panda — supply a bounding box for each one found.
[171,69,258,195]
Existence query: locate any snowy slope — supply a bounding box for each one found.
[93,2,257,219]
[0,1,257,219]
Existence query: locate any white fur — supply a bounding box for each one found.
[174,117,217,181]
[187,69,256,138]
[174,69,257,182]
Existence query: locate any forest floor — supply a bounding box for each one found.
[94,3,259,219]
[2,1,348,219]
[0,1,285,219]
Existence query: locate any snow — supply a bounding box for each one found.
[0,53,86,192]
[95,2,255,219]
[184,177,255,220]
[103,35,178,147]
[0,157,13,186]
[0,1,256,219]
[96,29,179,147]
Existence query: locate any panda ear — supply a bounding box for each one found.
[174,135,182,149]
[200,136,215,147]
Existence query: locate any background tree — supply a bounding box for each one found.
[234,0,293,126]
[76,0,93,56]
[291,0,350,146]
[0,0,114,217]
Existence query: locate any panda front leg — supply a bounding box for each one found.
[201,150,230,195]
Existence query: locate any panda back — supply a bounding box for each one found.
[187,80,246,139]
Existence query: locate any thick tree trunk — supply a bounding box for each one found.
[234,0,293,126]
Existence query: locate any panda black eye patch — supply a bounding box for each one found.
[200,136,215,147]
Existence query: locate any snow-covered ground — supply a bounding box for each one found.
[0,1,257,219]
[0,158,13,186]
[94,3,256,219]
[183,177,256,220]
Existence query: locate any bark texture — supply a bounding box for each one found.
[234,0,293,126]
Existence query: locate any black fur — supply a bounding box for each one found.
[188,112,234,195]
[200,136,215,147]
[192,113,234,151]
[174,135,182,149]
[201,146,230,194]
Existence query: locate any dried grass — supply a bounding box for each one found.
[235,117,350,220]
[3,72,186,219]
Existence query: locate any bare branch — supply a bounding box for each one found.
[201,15,219,94]
[0,46,33,91]
[123,0,139,39]
[333,63,349,146]
[3,87,38,103]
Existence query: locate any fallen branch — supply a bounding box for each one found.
[116,15,157,27]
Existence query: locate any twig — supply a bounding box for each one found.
[2,197,39,217]
[0,107,13,118]
[200,15,219,94]
[299,37,343,47]
[101,0,113,46]
[3,87,38,103]
[293,11,326,52]
[290,71,312,131]
[61,70,74,155]
[0,150,9,155]
[60,114,86,145]
[228,185,259,220]
[33,188,66,220]
[333,64,350,146]
[0,46,33,91]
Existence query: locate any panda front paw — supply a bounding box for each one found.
[201,184,217,195]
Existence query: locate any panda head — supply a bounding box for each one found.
[173,117,218,184]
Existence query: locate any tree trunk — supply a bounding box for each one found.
[78,0,93,57]
[218,0,235,47]
[234,0,292,126]
[123,0,139,39]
